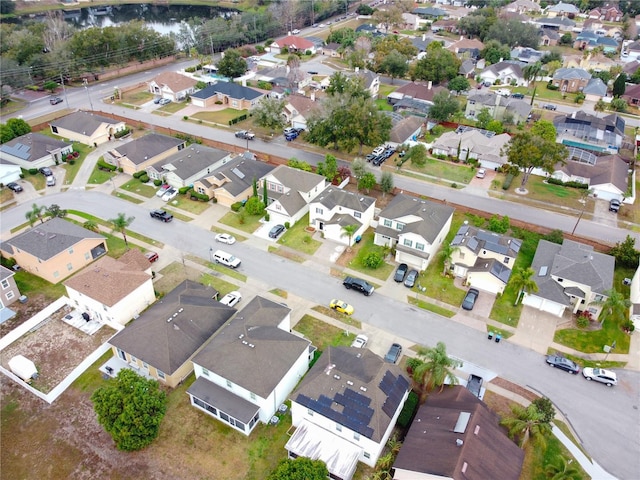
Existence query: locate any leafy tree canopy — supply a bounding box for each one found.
[91,369,167,451]
[217,49,248,78]
[428,91,460,122]
[612,73,627,98]
[380,49,409,83]
[412,43,460,84]
[530,119,556,142]
[481,40,511,65]
[448,76,470,94]
[326,28,357,48]
[503,132,567,188]
[252,96,286,131]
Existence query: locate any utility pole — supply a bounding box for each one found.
[83,78,94,111]
[60,73,70,109]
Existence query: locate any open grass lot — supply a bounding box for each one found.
[312,305,362,329]
[219,210,263,233]
[119,178,157,198]
[344,231,394,281]
[87,164,115,184]
[554,318,631,354]
[294,314,356,352]
[112,191,144,204]
[277,214,322,255]
[166,195,211,215]
[157,100,189,114]
[191,108,248,125]
[123,89,154,105]
[508,176,590,209]
[0,99,26,115]
[401,156,477,185]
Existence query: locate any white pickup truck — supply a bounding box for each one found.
[496,88,511,97]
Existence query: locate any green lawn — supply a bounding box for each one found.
[163,208,194,222]
[166,195,211,215]
[22,170,46,190]
[294,314,356,352]
[157,100,189,114]
[277,214,321,255]
[119,178,157,198]
[13,271,66,299]
[219,211,263,234]
[112,191,144,204]
[345,231,395,281]
[554,319,631,354]
[401,156,477,185]
[61,143,91,184]
[191,108,249,125]
[312,305,362,329]
[124,90,154,105]
[408,297,456,318]
[200,272,244,296]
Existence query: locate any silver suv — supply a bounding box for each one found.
[582,367,617,386]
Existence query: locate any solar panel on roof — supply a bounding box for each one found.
[458,225,469,234]
[451,234,464,246]
[484,241,508,255]
[467,237,479,251]
[396,375,409,391]
[476,231,498,242]
[511,239,522,253]
[318,395,333,407]
[379,371,396,395]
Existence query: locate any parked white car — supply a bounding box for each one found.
[162,188,178,202]
[156,184,171,197]
[582,367,617,386]
[351,334,368,348]
[219,291,242,307]
[215,233,236,245]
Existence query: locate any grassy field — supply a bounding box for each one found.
[401,156,477,185]
[344,231,395,281]
[191,108,249,125]
[294,314,356,351]
[119,178,157,198]
[277,214,322,255]
[219,210,263,233]
[167,195,211,215]
[554,318,631,354]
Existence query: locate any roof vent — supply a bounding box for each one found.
[167,318,172,323]
[456,439,464,447]
[242,340,248,345]
[249,344,255,348]
[474,425,480,435]
[462,462,468,473]
[333,374,341,380]
[178,308,184,313]
[360,386,367,392]
[239,334,244,339]
[347,380,354,385]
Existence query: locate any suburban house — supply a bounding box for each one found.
[107,280,235,388]
[148,71,197,102]
[145,144,233,188]
[582,78,608,102]
[389,116,425,145]
[0,265,21,317]
[49,111,126,147]
[254,65,310,90]
[431,18,458,33]
[0,158,21,186]
[546,2,579,17]
[447,37,485,60]
[564,52,618,72]
[387,81,446,106]
[534,16,576,32]
[589,5,623,22]
[622,83,640,107]
[625,40,640,62]
[459,59,476,78]
[629,263,640,330]
[573,31,620,54]
[510,47,544,64]
[190,83,264,110]
[0,133,73,172]
[449,224,520,294]
[522,239,614,318]
[392,386,524,480]
[553,111,626,154]
[464,91,531,124]
[192,154,274,207]
[283,94,320,130]
[321,42,342,58]
[552,68,592,93]
[0,218,107,284]
[188,296,312,435]
[103,133,186,175]
[64,249,155,328]
[478,61,526,86]
[503,0,541,14]
[431,129,511,170]
[539,28,560,47]
[288,346,410,478]
[262,165,326,227]
[309,188,376,246]
[374,194,454,272]
[551,152,629,202]
[270,35,316,55]
[349,69,380,99]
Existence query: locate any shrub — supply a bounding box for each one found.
[245,196,265,215]
[190,191,209,201]
[28,168,38,175]
[303,234,311,244]
[397,392,419,428]
[264,212,270,221]
[211,197,217,203]
[363,252,383,269]
[284,222,290,229]
[19,173,25,179]
[139,174,149,183]
[68,159,75,165]
[114,127,131,139]
[133,171,145,179]
[431,125,445,136]
[451,182,458,189]
[178,186,192,195]
[502,173,514,190]
[622,320,635,333]
[576,313,590,329]
[154,179,162,186]
[546,84,559,91]
[183,116,188,121]
[231,202,243,212]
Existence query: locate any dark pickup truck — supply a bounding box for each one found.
[343,276,375,296]
[466,374,484,399]
[150,209,174,222]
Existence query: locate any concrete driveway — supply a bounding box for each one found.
[509,306,559,354]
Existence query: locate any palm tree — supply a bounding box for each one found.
[593,288,631,325]
[509,267,538,305]
[109,213,135,248]
[412,342,462,402]
[594,99,607,117]
[25,203,44,227]
[523,61,542,84]
[500,403,551,448]
[438,243,459,276]
[545,455,582,480]
[341,224,359,251]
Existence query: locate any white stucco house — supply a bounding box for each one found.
[188,296,312,435]
[309,187,376,246]
[374,194,454,271]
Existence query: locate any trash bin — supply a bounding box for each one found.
[495,334,502,343]
[487,331,494,340]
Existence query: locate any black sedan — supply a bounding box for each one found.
[7,182,23,193]
[394,263,408,282]
[546,355,580,374]
[461,288,479,310]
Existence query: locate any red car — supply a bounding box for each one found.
[144,251,159,263]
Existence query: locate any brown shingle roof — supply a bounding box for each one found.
[152,71,197,92]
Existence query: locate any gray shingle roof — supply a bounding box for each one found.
[191,82,263,101]
[0,133,71,164]
[314,187,375,212]
[50,111,122,135]
[553,68,592,81]
[108,280,234,375]
[113,133,185,165]
[583,78,607,96]
[270,165,325,193]
[212,156,275,196]
[0,218,105,261]
[192,296,310,398]
[152,144,230,180]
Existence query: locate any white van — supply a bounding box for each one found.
[213,250,241,268]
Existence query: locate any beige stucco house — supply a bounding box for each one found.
[64,249,155,328]
[49,111,126,147]
[107,280,235,388]
[148,71,197,102]
[0,218,107,284]
[103,133,186,175]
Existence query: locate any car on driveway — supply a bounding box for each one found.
[158,98,171,105]
[461,288,479,310]
[404,269,418,288]
[220,291,242,307]
[329,299,354,315]
[153,96,162,104]
[46,175,56,187]
[351,334,368,348]
[162,188,178,202]
[39,166,53,177]
[235,130,255,140]
[343,276,374,296]
[582,367,617,386]
[269,224,285,238]
[476,168,486,179]
[285,131,298,141]
[144,251,159,263]
[6,182,23,193]
[156,184,171,197]
[394,263,408,282]
[546,355,580,374]
[384,343,402,363]
[150,209,173,222]
[215,233,236,245]
[609,199,621,213]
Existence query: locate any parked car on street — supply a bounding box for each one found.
[582,367,617,386]
[215,233,236,245]
[394,263,408,282]
[546,355,580,374]
[235,130,255,140]
[50,96,63,105]
[6,182,23,193]
[384,343,402,363]
[461,288,479,310]
[511,93,525,99]
[150,209,173,222]
[269,224,285,238]
[543,104,557,110]
[220,291,242,307]
[343,276,374,296]
[404,269,418,288]
[329,299,354,315]
[351,334,368,348]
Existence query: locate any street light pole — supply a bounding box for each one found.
[83,79,94,111]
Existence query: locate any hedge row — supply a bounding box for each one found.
[547,177,589,189]
[97,159,117,171]
[502,173,514,190]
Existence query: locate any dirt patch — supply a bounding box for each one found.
[489,377,539,403]
[0,294,52,338]
[1,306,115,393]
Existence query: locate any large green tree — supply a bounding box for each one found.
[448,76,470,94]
[358,172,377,193]
[217,49,247,78]
[372,6,403,33]
[480,40,511,65]
[109,212,135,248]
[5,118,31,140]
[267,457,328,480]
[530,119,557,142]
[412,342,462,402]
[545,455,582,480]
[380,171,394,197]
[252,96,285,131]
[509,267,538,305]
[594,289,631,326]
[503,132,567,189]
[438,243,459,275]
[380,49,409,84]
[428,91,460,122]
[609,235,640,268]
[501,403,552,448]
[475,108,493,129]
[91,369,167,451]
[412,43,460,84]
[317,154,338,183]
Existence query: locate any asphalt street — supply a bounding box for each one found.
[2,191,638,480]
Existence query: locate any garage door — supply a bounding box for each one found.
[522,295,543,309]
[541,302,565,317]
